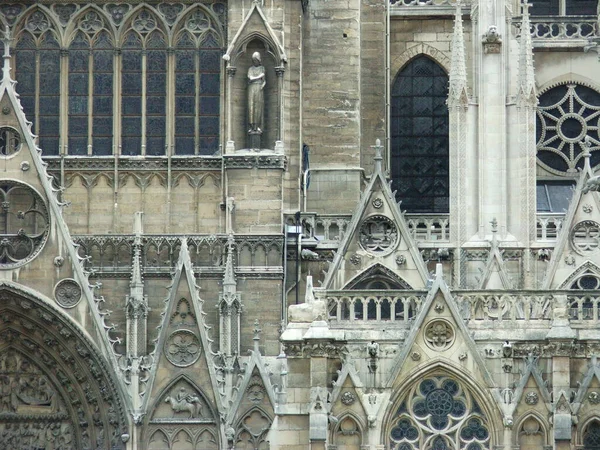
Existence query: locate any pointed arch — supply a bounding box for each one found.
[331,412,365,449]
[344,263,413,290]
[558,260,600,289]
[391,54,450,213]
[234,406,273,450]
[116,4,169,45]
[64,4,116,45]
[384,362,502,449]
[513,413,549,449]
[580,417,600,448]
[0,283,129,449]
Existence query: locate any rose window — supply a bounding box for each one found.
[570,221,600,255]
[536,84,600,175]
[0,181,49,267]
[388,376,490,450]
[358,215,399,255]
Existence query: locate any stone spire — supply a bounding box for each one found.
[126,212,148,358]
[223,233,236,291]
[516,2,537,105]
[372,138,383,175]
[1,26,11,84]
[448,0,468,107]
[219,233,242,359]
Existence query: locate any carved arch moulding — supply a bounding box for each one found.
[0,284,129,449]
[391,43,451,81]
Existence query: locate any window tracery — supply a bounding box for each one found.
[388,376,490,450]
[9,3,225,157]
[15,11,60,155]
[584,420,600,449]
[391,56,449,213]
[536,83,600,175]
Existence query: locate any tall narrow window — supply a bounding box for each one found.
[174,9,222,155]
[391,56,449,213]
[121,10,167,156]
[68,11,114,156]
[14,11,60,155]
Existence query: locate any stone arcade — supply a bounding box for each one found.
[0,0,599,449]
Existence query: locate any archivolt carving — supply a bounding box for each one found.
[391,43,450,82]
[0,286,129,449]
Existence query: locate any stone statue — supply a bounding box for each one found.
[247,51,266,145]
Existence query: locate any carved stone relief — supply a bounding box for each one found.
[571,220,600,255]
[165,330,201,367]
[358,215,398,255]
[54,279,82,308]
[423,320,455,351]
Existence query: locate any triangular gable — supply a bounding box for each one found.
[223,1,286,65]
[321,141,428,290]
[506,354,552,421]
[143,239,221,417]
[386,264,500,406]
[226,324,276,425]
[558,260,600,289]
[543,149,600,289]
[479,226,512,289]
[572,356,600,415]
[0,33,129,405]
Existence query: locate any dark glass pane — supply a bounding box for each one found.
[147,96,165,114]
[200,96,220,115]
[199,117,219,136]
[122,51,142,71]
[16,72,35,93]
[199,137,218,155]
[69,117,88,135]
[69,50,89,72]
[39,137,59,155]
[92,137,112,155]
[94,117,113,136]
[69,95,88,115]
[566,0,596,14]
[176,74,195,94]
[200,33,221,48]
[69,137,88,155]
[16,50,35,74]
[94,96,113,115]
[536,185,551,212]
[391,56,449,213]
[40,96,60,115]
[122,97,142,115]
[175,136,195,155]
[176,96,195,114]
[146,137,166,155]
[94,73,113,95]
[200,73,220,95]
[199,49,221,71]
[147,51,166,71]
[20,97,35,116]
[122,73,141,94]
[121,137,142,155]
[122,117,141,136]
[176,50,195,71]
[39,116,59,135]
[69,73,88,94]
[176,117,195,136]
[147,74,166,95]
[147,117,165,135]
[39,72,60,95]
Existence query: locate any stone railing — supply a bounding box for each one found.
[536,213,565,241]
[320,289,600,327]
[569,294,600,321]
[321,290,427,324]
[405,214,450,242]
[515,16,598,47]
[389,0,464,6]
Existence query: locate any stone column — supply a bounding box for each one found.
[226,66,236,153]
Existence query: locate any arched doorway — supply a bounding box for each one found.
[0,284,129,449]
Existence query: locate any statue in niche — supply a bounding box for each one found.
[247,51,266,148]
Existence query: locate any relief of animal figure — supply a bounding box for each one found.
[164,388,202,419]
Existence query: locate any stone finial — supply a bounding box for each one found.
[372,139,383,174]
[516,2,537,105]
[223,233,236,289]
[253,319,261,353]
[1,26,12,82]
[448,0,468,107]
[583,136,594,175]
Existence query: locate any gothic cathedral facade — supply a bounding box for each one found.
[0,0,599,449]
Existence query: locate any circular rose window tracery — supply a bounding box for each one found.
[388,376,490,450]
[358,215,399,255]
[536,84,600,175]
[570,220,600,255]
[0,180,49,268]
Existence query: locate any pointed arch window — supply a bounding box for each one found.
[174,10,222,155]
[391,56,449,213]
[584,420,600,449]
[121,10,167,156]
[68,16,114,156]
[14,11,61,155]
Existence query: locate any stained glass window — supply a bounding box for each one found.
[15,14,61,155]
[387,376,490,450]
[584,421,600,449]
[391,56,449,213]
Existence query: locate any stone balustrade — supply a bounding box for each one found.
[320,289,600,328]
[405,214,450,242]
[536,213,565,241]
[515,16,598,47]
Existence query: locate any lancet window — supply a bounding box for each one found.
[14,11,61,155]
[387,376,490,450]
[584,420,600,449]
[391,56,449,213]
[531,0,598,16]
[10,4,224,157]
